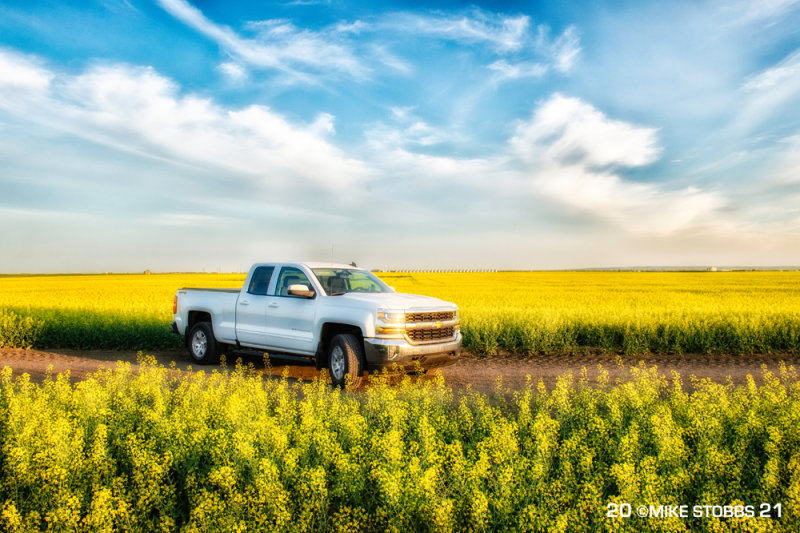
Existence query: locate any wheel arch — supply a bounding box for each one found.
[185,310,213,345]
[316,322,364,369]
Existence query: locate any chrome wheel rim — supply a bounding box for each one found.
[192,330,207,359]
[330,345,345,381]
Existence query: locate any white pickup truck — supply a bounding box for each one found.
[171,262,461,387]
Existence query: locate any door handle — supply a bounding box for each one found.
[268,303,279,308]
[239,300,249,306]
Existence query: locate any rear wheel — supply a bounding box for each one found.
[188,322,220,365]
[328,333,365,388]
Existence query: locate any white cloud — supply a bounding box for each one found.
[550,26,581,73]
[368,108,448,147]
[0,48,52,94]
[309,112,336,135]
[366,44,412,74]
[405,122,441,146]
[372,147,494,182]
[364,132,504,208]
[512,94,725,234]
[0,50,369,189]
[217,61,247,82]
[381,11,580,79]
[488,59,547,81]
[512,94,660,168]
[533,166,725,234]
[481,25,579,81]
[365,123,440,149]
[359,94,728,237]
[333,20,369,34]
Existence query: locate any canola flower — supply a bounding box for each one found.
[0,358,798,532]
[0,271,798,355]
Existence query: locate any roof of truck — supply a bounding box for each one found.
[300,262,365,269]
[300,262,362,269]
[252,261,362,269]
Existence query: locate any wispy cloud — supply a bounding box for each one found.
[382,10,580,78]
[723,0,800,25]
[488,59,547,81]
[158,2,580,87]
[735,48,800,134]
[742,50,800,91]
[385,10,530,52]
[217,61,247,82]
[158,0,368,81]
[483,25,580,82]
[543,26,581,73]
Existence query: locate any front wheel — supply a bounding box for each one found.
[187,322,220,365]
[328,333,365,388]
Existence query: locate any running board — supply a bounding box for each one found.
[230,347,315,365]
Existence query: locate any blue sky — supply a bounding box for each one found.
[1,0,799,272]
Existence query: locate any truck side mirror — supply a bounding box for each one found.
[288,284,315,298]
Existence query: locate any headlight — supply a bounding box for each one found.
[377,310,405,323]
[376,310,405,336]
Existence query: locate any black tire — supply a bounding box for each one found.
[187,322,221,365]
[327,333,365,388]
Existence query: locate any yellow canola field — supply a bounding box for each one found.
[0,274,245,350]
[384,271,800,354]
[0,271,798,354]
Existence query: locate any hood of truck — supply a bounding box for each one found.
[332,292,457,310]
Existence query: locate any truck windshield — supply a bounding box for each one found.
[311,268,392,295]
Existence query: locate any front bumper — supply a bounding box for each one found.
[363,332,462,371]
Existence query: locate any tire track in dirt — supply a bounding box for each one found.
[1,348,798,393]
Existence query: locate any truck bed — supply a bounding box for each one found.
[175,288,240,344]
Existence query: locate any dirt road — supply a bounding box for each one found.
[1,348,798,393]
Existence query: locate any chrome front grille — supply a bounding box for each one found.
[406,311,456,323]
[407,326,456,343]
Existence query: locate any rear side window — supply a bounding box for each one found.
[247,266,275,296]
[275,267,312,297]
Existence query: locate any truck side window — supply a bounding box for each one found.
[275,267,312,297]
[247,266,275,296]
